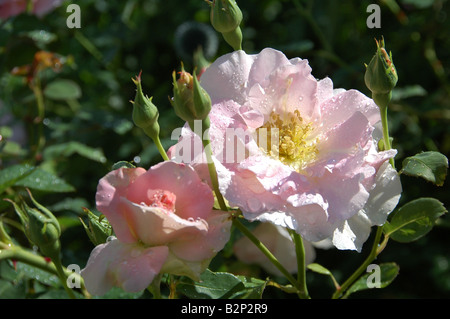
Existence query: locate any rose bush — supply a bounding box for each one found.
[170,48,402,252]
[80,161,232,295]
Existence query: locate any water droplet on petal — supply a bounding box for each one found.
[130,248,141,258]
[106,236,116,242]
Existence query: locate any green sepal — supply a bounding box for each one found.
[79,207,113,246]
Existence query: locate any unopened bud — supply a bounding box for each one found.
[6,189,61,260]
[209,0,243,51]
[131,72,160,140]
[364,37,398,108]
[210,0,243,33]
[171,65,211,129]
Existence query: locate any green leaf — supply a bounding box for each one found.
[383,198,447,243]
[307,263,332,275]
[15,262,60,288]
[15,167,75,193]
[0,164,74,193]
[91,286,144,299]
[0,164,35,194]
[0,141,27,159]
[36,289,73,299]
[307,263,340,289]
[400,0,435,9]
[43,141,106,163]
[0,278,26,299]
[177,269,245,299]
[233,276,267,299]
[47,197,90,214]
[43,79,82,101]
[391,84,426,101]
[344,263,399,298]
[400,151,448,186]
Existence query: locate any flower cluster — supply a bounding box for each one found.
[81,47,402,296]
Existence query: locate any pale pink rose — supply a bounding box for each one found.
[170,48,402,251]
[0,0,62,19]
[233,222,316,276]
[81,161,232,295]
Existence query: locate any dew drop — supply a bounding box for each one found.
[106,235,116,242]
[130,248,142,258]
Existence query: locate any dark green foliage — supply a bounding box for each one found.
[0,0,449,299]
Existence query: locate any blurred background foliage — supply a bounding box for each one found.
[0,0,449,298]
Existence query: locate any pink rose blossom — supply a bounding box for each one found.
[170,48,402,251]
[0,0,62,19]
[81,161,231,295]
[233,222,316,276]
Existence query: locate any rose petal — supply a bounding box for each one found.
[80,238,168,295]
[160,251,210,281]
[362,161,402,225]
[318,89,380,130]
[200,50,256,104]
[96,167,147,243]
[331,163,401,251]
[118,199,209,246]
[169,210,231,262]
[332,211,372,252]
[127,161,214,220]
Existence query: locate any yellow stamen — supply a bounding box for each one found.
[257,110,318,172]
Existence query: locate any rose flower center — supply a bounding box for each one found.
[257,110,318,172]
[143,190,176,212]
